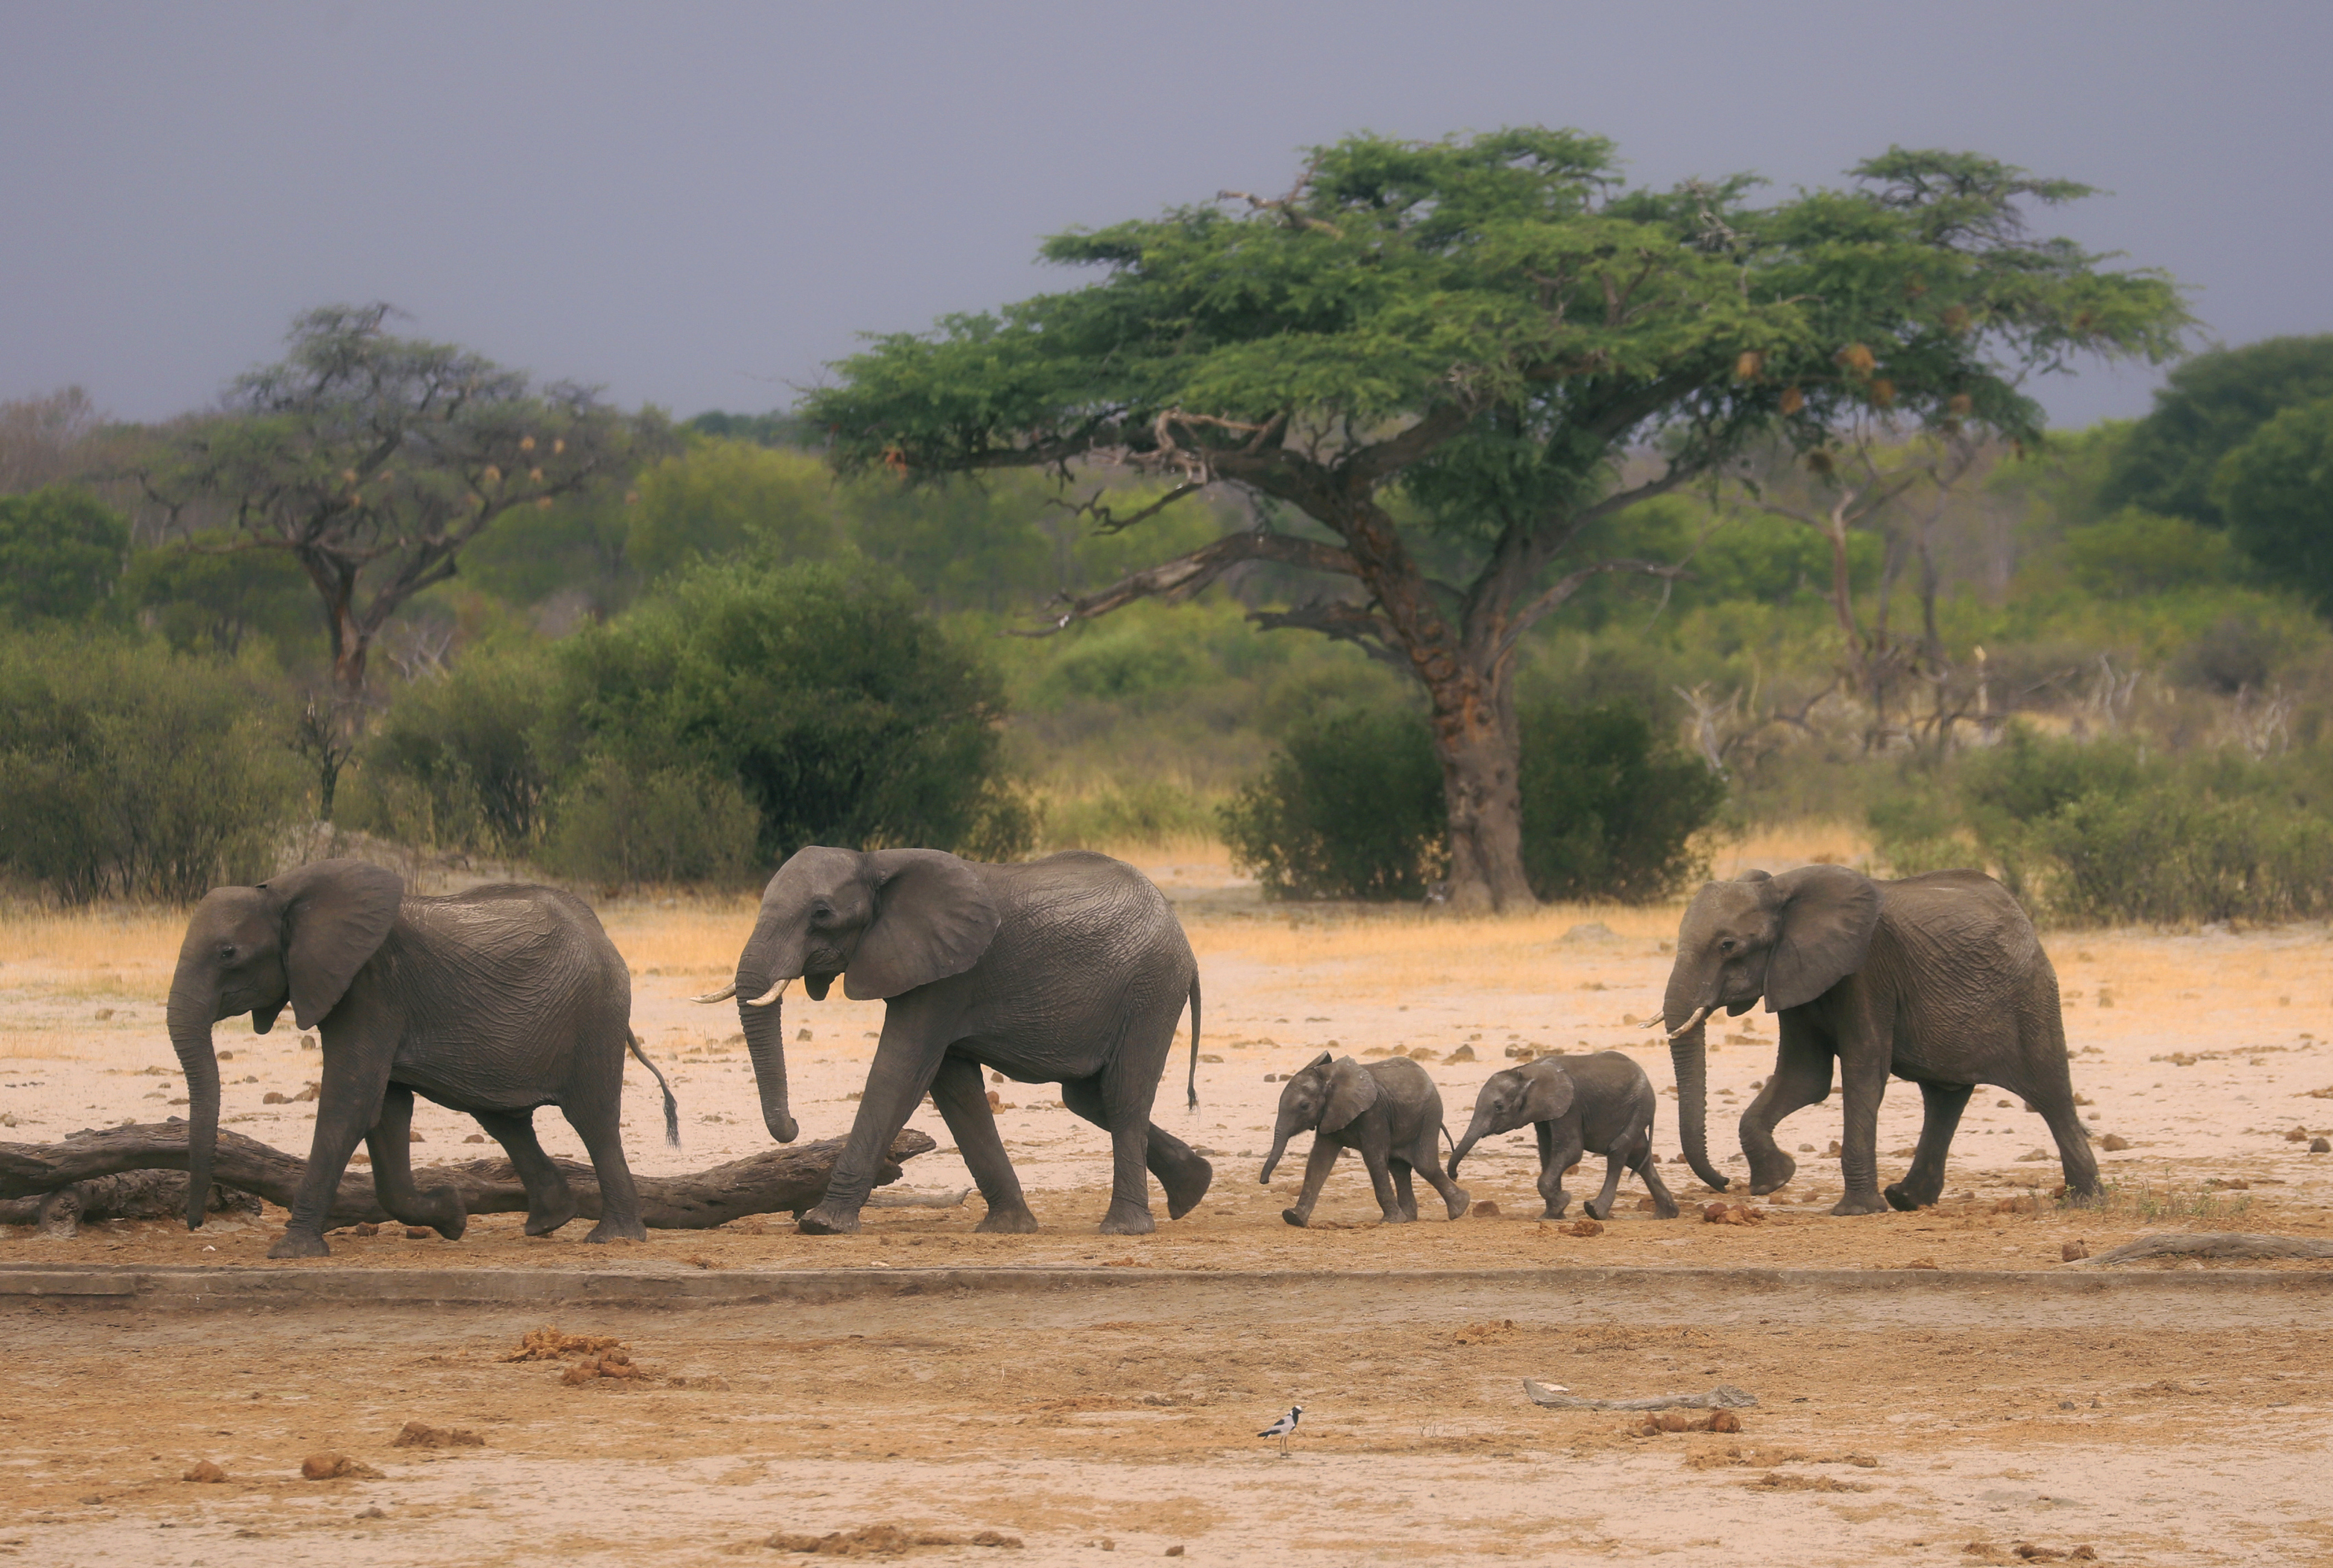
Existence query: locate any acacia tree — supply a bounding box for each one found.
[148,305,666,696]
[805,131,2187,909]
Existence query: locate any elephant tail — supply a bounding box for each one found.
[1185,973,1202,1111]
[627,1030,681,1148]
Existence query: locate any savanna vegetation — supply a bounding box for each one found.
[4,129,2332,926]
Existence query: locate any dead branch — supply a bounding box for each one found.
[2073,1232,2333,1266]
[0,1122,936,1232]
[1014,529,1360,635]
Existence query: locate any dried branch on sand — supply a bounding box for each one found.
[0,1121,935,1232]
[2072,1231,2333,1266]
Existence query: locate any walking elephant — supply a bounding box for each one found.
[1260,1053,1469,1228]
[1659,865,2099,1215]
[698,847,1208,1236]
[167,859,678,1258]
[1446,1051,1679,1221]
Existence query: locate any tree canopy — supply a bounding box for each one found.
[2099,334,2333,527]
[0,486,129,625]
[804,128,2190,907]
[2213,396,2333,612]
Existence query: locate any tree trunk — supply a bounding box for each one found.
[1426,673,1536,913]
[0,1122,937,1231]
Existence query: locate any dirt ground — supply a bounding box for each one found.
[6,831,2333,1562]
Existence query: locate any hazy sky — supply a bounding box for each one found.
[7,2,2329,429]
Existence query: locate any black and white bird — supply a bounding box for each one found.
[1259,1405,1303,1454]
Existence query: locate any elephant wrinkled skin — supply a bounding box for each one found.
[1660,865,2099,1215]
[715,848,1208,1237]
[1261,1053,1469,1227]
[1448,1051,1679,1221]
[168,860,677,1258]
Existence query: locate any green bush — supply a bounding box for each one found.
[1221,699,1721,903]
[549,558,1031,864]
[537,754,759,886]
[0,487,128,625]
[1041,779,1216,849]
[1518,701,1725,901]
[0,633,306,902]
[1219,707,1446,900]
[348,647,557,856]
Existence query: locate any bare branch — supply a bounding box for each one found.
[1501,559,1690,659]
[1248,599,1408,669]
[1013,529,1361,636]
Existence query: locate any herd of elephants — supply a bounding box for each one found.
[163,849,2100,1259]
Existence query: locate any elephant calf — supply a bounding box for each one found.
[1448,1052,1679,1221]
[1260,1053,1469,1228]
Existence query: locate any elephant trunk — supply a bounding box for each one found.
[165,975,221,1230]
[735,927,800,1144]
[1446,1110,1493,1181]
[1259,1112,1303,1184]
[1665,968,1729,1193]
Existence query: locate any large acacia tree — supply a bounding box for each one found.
[806,130,2187,909]
[149,304,667,695]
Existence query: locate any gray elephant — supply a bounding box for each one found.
[1447,1051,1679,1220]
[697,847,1208,1236]
[1660,865,2099,1215]
[1259,1053,1469,1228]
[167,859,677,1258]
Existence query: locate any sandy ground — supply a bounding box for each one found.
[6,831,2333,1562]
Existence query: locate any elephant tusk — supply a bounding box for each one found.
[745,978,789,1008]
[691,981,738,1004]
[1665,1005,1710,1040]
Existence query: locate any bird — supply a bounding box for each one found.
[1259,1405,1303,1455]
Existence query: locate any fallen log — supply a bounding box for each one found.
[0,1121,936,1231]
[0,1170,265,1239]
[1523,1380,1759,1411]
[2072,1231,2333,1266]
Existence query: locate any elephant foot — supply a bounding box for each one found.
[1378,1208,1414,1225]
[1540,1195,1570,1220]
[1281,1208,1311,1228]
[267,1229,330,1259]
[523,1200,579,1238]
[1883,1182,1930,1213]
[1582,1199,1612,1221]
[1161,1155,1214,1220]
[797,1204,863,1236]
[1652,1200,1681,1220]
[975,1205,1040,1235]
[1098,1203,1155,1236]
[583,1216,648,1244]
[1828,1190,1891,1216]
[1444,1187,1470,1221]
[1746,1154,1797,1195]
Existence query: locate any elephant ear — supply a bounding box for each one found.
[1763,864,1882,1013]
[262,859,404,1030]
[1524,1064,1576,1124]
[1320,1057,1380,1134]
[844,849,1003,1001]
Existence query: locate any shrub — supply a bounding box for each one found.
[1223,700,1726,903]
[0,633,306,902]
[1040,779,1216,850]
[0,487,128,624]
[1518,701,1725,902]
[349,647,557,856]
[1219,707,1446,900]
[537,754,759,886]
[550,559,1030,864]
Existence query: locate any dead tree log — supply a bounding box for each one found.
[2074,1231,2333,1266]
[0,1171,264,1239]
[0,1122,936,1231]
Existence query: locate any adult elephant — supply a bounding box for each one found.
[697,847,1208,1236]
[168,859,677,1258]
[1659,865,2099,1215]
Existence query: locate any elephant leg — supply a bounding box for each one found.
[1886,1081,1974,1211]
[268,1036,394,1259]
[1741,1023,1834,1195]
[1536,1123,1580,1219]
[800,1013,950,1236]
[1391,1158,1418,1221]
[1632,1138,1681,1219]
[364,1084,466,1240]
[1361,1140,1407,1224]
[931,1057,1038,1234]
[1283,1136,1342,1228]
[1414,1137,1469,1220]
[473,1109,578,1236]
[1829,1028,1894,1216]
[1060,1078,1214,1223]
[1583,1145,1629,1221]
[2015,1005,2101,1200]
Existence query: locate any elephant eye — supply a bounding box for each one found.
[218,944,238,961]
[1718,938,1736,951]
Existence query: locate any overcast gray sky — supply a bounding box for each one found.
[6,2,2328,429]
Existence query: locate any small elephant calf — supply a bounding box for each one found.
[1260,1052,1469,1228]
[1448,1051,1679,1221]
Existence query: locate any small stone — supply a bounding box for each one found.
[2099,1134,2130,1151]
[300,1454,381,1481]
[2058,1400,2077,1410]
[1798,1143,1814,1153]
[182,1460,226,1483]
[464,1133,485,1144]
[2061,1240,2090,1262]
[1471,1200,1501,1218]
[2312,1138,2332,1154]
[1445,1044,1476,1063]
[799,1028,814,1041]
[262,1091,288,1105]
[404,1226,432,1240]
[408,1128,423,1143]
[1165,1548,1185,1558]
